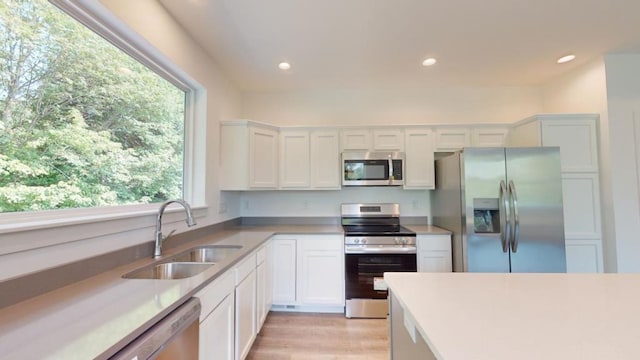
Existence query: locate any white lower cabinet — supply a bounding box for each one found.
[235,254,257,360]
[196,271,235,360]
[198,241,273,360]
[417,234,452,272]
[298,235,344,306]
[200,294,235,360]
[272,237,297,305]
[235,271,257,360]
[271,234,345,311]
[256,242,272,330]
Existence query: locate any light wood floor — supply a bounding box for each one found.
[246,312,390,360]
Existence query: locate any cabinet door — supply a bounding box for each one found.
[417,235,452,272]
[310,130,341,189]
[280,130,310,188]
[249,126,279,188]
[256,261,268,330]
[540,119,599,172]
[404,128,434,189]
[471,128,508,147]
[566,240,602,273]
[341,129,371,151]
[235,270,257,360]
[298,236,344,306]
[373,129,404,151]
[272,238,297,305]
[562,173,602,240]
[200,294,235,360]
[434,128,471,151]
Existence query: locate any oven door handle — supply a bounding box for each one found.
[345,245,417,254]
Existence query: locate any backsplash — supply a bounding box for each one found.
[238,187,431,220]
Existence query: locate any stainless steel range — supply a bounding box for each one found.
[342,203,417,318]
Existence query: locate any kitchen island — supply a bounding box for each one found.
[384,272,640,360]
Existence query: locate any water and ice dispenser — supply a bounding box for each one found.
[472,198,500,234]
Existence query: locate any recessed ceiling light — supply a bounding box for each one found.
[278,62,291,70]
[557,54,576,64]
[422,58,437,67]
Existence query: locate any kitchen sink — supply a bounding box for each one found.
[122,262,213,280]
[171,245,242,263]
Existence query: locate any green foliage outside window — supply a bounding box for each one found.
[0,0,185,212]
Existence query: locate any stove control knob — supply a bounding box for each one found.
[401,238,408,245]
[361,239,367,244]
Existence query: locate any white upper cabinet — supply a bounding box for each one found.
[404,128,435,189]
[341,128,404,152]
[540,119,599,172]
[250,127,279,188]
[341,129,372,151]
[310,130,341,189]
[508,114,599,172]
[279,130,310,188]
[220,121,279,190]
[372,129,404,151]
[434,127,471,151]
[471,127,509,147]
[279,128,340,190]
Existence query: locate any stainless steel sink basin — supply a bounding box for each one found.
[123,262,213,280]
[172,245,242,263]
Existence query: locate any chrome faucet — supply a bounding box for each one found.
[154,199,197,258]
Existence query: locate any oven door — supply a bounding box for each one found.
[345,253,417,300]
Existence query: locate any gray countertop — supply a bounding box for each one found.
[0,223,448,359]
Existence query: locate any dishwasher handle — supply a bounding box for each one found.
[109,297,201,360]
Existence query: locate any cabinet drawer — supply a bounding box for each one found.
[235,252,257,285]
[299,235,343,251]
[195,271,234,320]
[417,235,451,251]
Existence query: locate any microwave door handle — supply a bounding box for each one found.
[388,157,393,184]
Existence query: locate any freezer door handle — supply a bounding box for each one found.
[499,180,510,253]
[508,180,520,253]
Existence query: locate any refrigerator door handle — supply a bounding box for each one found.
[508,180,520,253]
[499,180,510,253]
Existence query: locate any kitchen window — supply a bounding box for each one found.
[0,1,205,248]
[0,0,189,213]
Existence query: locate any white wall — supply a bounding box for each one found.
[242,86,542,126]
[539,59,617,271]
[602,54,640,273]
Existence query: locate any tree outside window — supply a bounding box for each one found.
[0,0,186,212]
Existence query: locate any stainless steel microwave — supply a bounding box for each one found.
[342,152,405,186]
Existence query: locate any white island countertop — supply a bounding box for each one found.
[384,272,640,360]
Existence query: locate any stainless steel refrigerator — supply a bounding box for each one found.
[432,147,566,272]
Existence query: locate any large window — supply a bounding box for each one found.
[0,0,186,213]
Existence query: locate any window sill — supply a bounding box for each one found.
[0,204,208,256]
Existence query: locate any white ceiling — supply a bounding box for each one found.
[159,0,640,91]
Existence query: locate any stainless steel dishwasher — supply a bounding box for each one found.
[110,298,201,360]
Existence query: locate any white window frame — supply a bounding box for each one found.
[0,0,207,255]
